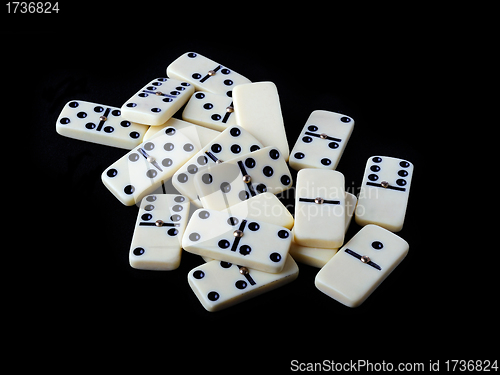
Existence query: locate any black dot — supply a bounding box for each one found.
[230,127,241,137]
[193,270,205,279]
[235,280,247,290]
[197,155,208,165]
[328,142,339,149]
[195,92,205,99]
[189,232,200,241]
[202,173,213,184]
[208,291,219,301]
[270,253,282,262]
[77,111,87,118]
[221,68,230,74]
[211,143,222,153]
[106,169,117,177]
[263,166,274,177]
[188,52,197,58]
[223,79,233,86]
[69,101,79,108]
[60,117,70,124]
[230,144,241,154]
[183,143,194,151]
[396,179,407,186]
[372,241,384,250]
[192,73,201,79]
[129,131,140,139]
[167,228,178,236]
[256,184,267,193]
[227,217,239,226]
[372,157,382,163]
[85,123,96,129]
[303,136,312,143]
[111,109,121,116]
[220,182,231,193]
[340,116,351,122]
[269,149,280,159]
[239,190,249,201]
[126,103,136,108]
[198,210,210,219]
[211,114,221,121]
[239,245,251,255]
[187,164,198,174]
[151,108,161,113]
[133,247,145,256]
[370,165,381,172]
[165,127,176,135]
[203,103,214,110]
[294,152,305,159]
[321,158,331,166]
[93,106,104,113]
[398,170,408,177]
[220,261,232,268]
[280,175,291,186]
[124,185,135,194]
[250,145,260,152]
[141,213,152,221]
[248,222,260,231]
[164,142,174,151]
[368,174,379,181]
[104,126,114,133]
[245,158,256,168]
[278,230,289,239]
[177,173,188,183]
[308,125,318,131]
[172,204,183,212]
[400,161,410,168]
[218,239,230,249]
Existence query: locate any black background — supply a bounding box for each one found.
[4,6,495,371]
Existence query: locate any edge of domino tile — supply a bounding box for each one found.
[189,255,299,312]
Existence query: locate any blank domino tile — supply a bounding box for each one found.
[167,52,251,97]
[294,169,345,248]
[182,91,237,131]
[188,255,299,312]
[355,155,414,232]
[56,100,148,149]
[289,192,357,267]
[315,224,409,307]
[129,194,190,270]
[182,208,292,273]
[232,82,289,161]
[121,77,194,126]
[101,126,199,206]
[289,110,354,171]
